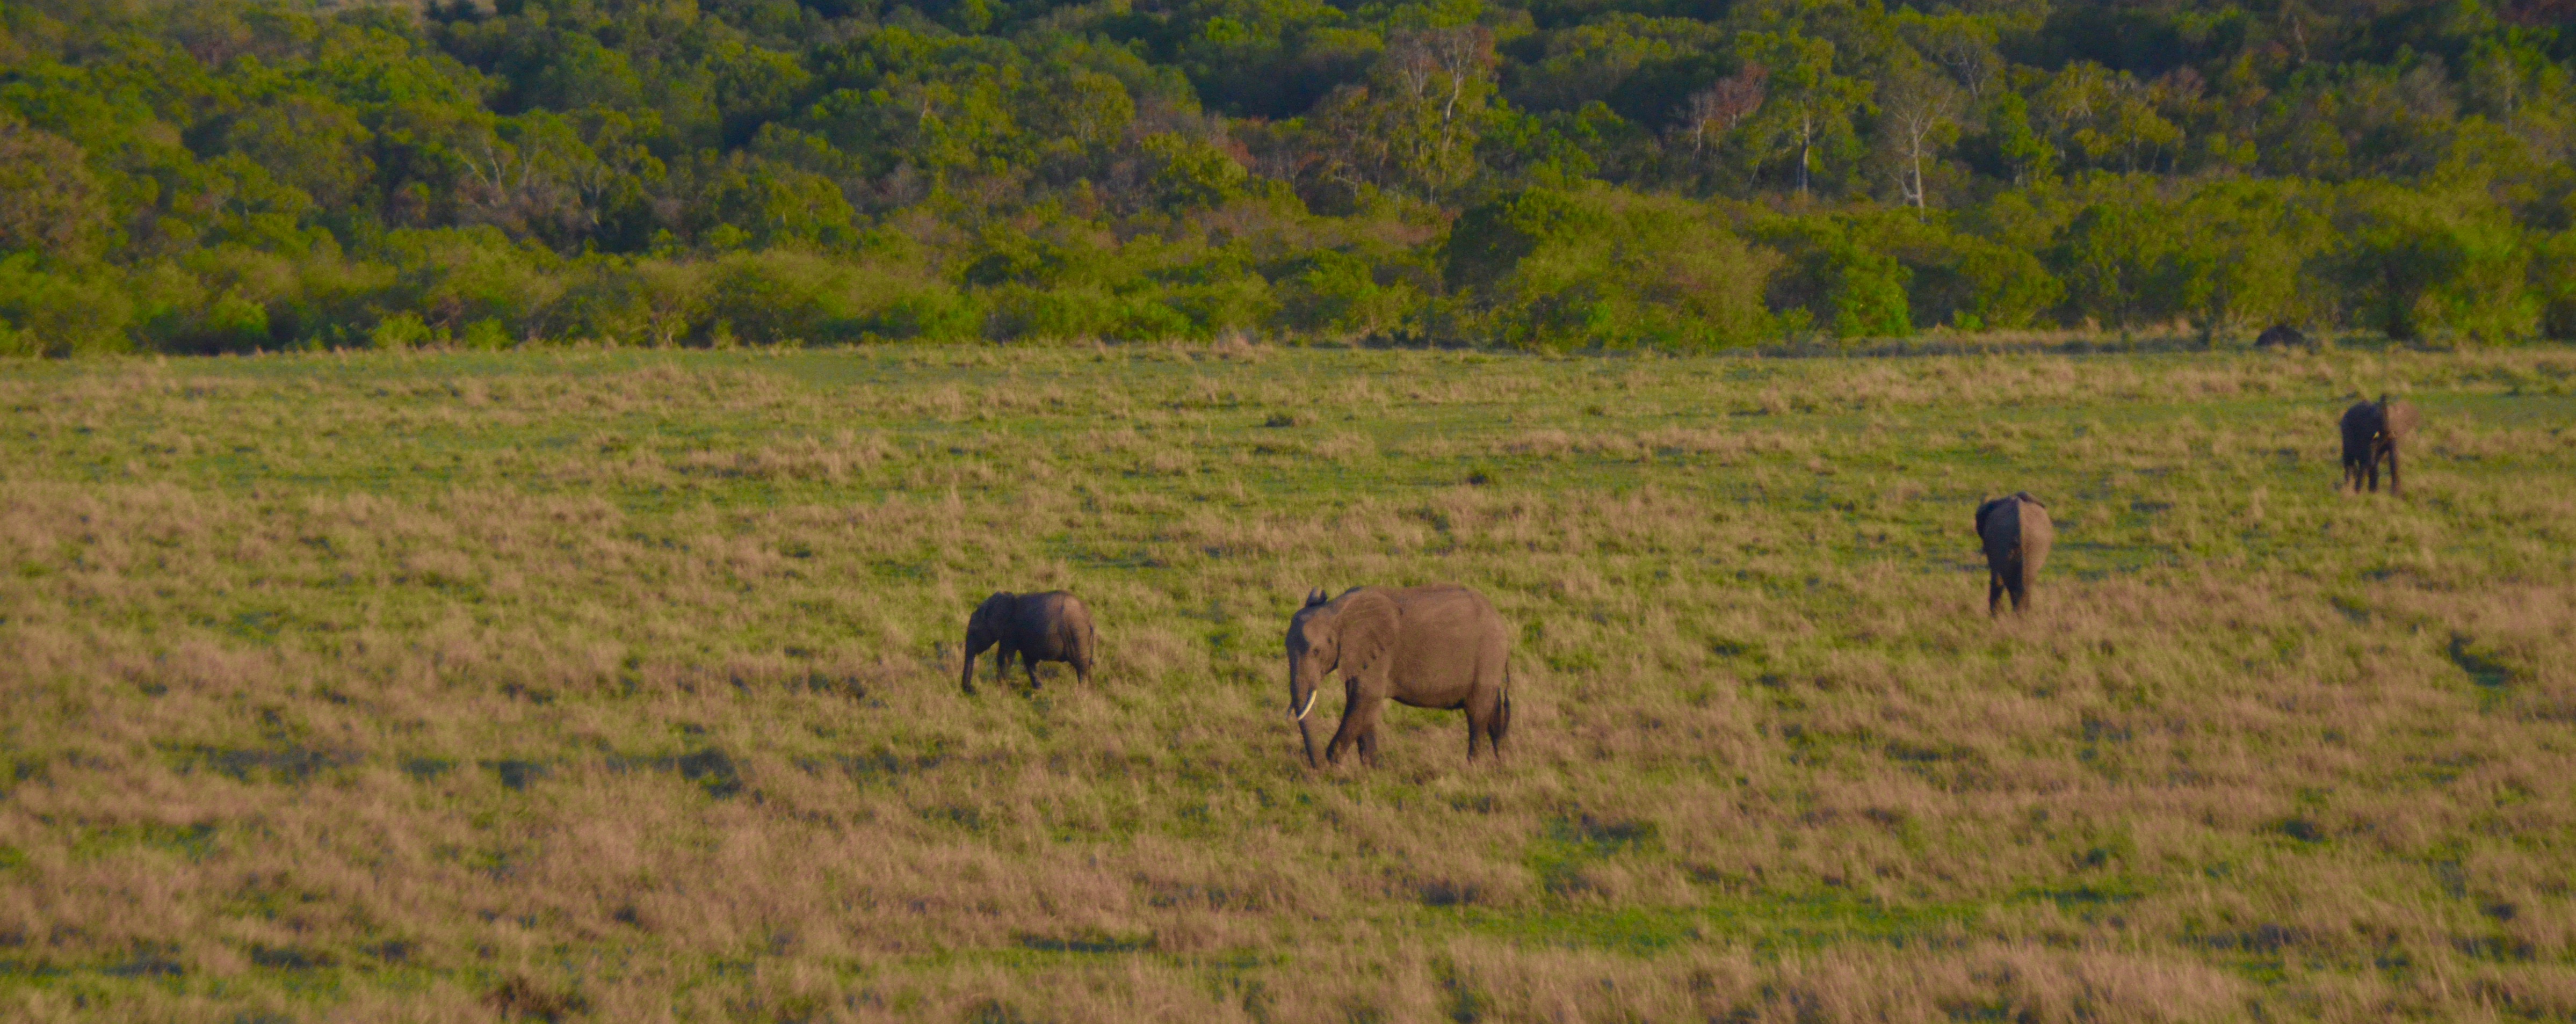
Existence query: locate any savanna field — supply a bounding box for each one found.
[3,342,2574,1023]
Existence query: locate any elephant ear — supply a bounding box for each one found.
[1332,589,1400,677]
[971,592,1014,630]
[1974,498,2004,537]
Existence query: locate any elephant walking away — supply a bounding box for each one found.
[962,591,1096,694]
[1285,585,1513,767]
[1976,492,2054,616]
[2340,396,2421,495]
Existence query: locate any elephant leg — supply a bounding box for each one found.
[1359,700,1392,767]
[994,642,1015,687]
[1987,571,2005,616]
[1325,684,1378,766]
[1024,652,1043,691]
[1465,691,1497,761]
[1323,710,1360,766]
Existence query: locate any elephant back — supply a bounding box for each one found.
[1978,494,2050,569]
[1065,597,1099,660]
[1976,496,2023,561]
[2016,499,2054,575]
[2339,401,2383,459]
[2380,400,2420,441]
[1021,591,1092,651]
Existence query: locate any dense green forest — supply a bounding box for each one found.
[1,0,2571,355]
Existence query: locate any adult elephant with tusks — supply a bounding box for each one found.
[1285,585,1514,768]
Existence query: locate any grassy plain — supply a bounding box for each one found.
[2,340,2573,1023]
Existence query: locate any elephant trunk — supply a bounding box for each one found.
[961,630,990,693]
[1288,660,1322,768]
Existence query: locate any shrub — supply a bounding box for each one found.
[2538,231,2576,340]
[1156,270,1277,339]
[369,312,435,350]
[863,287,983,342]
[2044,199,2183,329]
[1278,250,1417,340]
[2333,185,2539,343]
[1938,237,2061,330]
[985,285,1193,342]
[1757,217,1913,340]
[1763,210,2060,334]
[2164,180,2334,335]
[374,228,569,341]
[1442,187,1777,350]
[0,256,134,357]
[705,249,862,345]
[1141,133,1250,213]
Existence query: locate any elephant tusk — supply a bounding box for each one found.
[1294,691,1318,721]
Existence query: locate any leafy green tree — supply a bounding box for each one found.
[2038,62,2182,173]
[1756,216,1910,339]
[1447,186,1777,349]
[2335,185,2539,342]
[1897,10,2002,101]
[1737,30,1869,197]
[0,0,2567,353]
[1140,133,1250,213]
[215,95,377,212]
[0,256,133,355]
[1973,90,2056,185]
[1828,210,2058,331]
[2537,229,2576,339]
[1278,249,1417,338]
[2045,189,2183,328]
[1309,26,1499,198]
[2163,180,2334,335]
[0,115,113,261]
[1511,13,1724,119]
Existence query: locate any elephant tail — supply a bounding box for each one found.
[1494,661,1514,746]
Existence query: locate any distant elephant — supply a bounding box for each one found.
[961,591,1096,694]
[2340,395,2421,495]
[2255,324,2310,348]
[1285,585,1513,767]
[1975,492,2054,615]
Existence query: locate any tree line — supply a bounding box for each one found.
[1,0,2571,356]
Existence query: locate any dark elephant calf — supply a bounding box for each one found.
[2340,395,2420,495]
[1976,492,2054,615]
[962,591,1096,694]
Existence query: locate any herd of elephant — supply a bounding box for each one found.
[956,395,2423,769]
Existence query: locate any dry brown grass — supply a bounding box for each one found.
[0,343,2572,1021]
